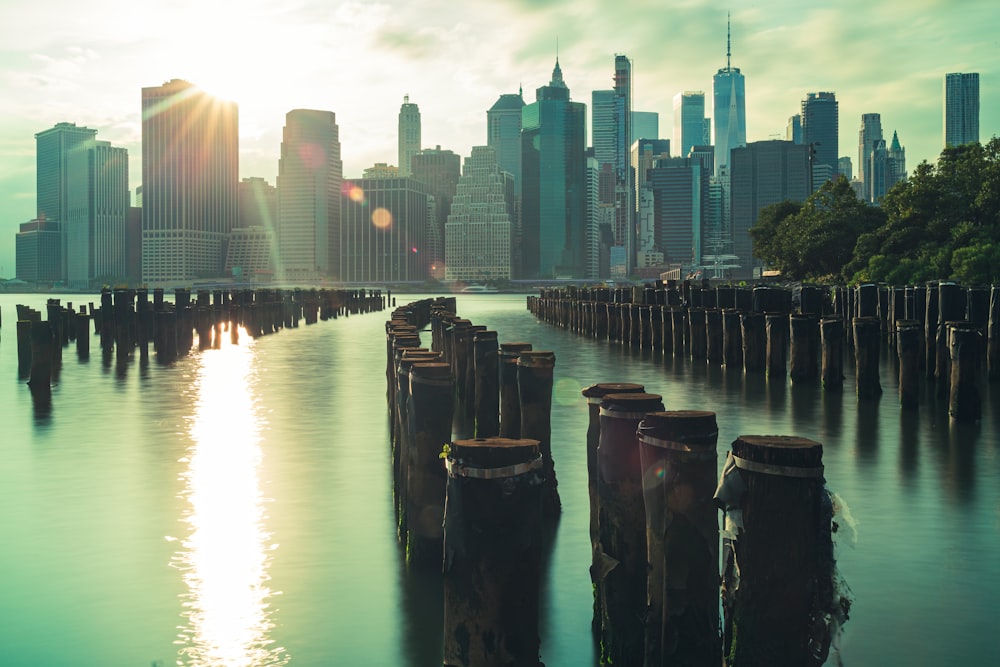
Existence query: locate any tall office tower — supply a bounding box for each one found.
[276,109,342,281]
[944,72,979,147]
[647,157,709,267]
[444,146,515,282]
[520,58,587,278]
[786,115,802,144]
[688,145,715,175]
[632,111,658,141]
[713,15,747,175]
[730,140,811,278]
[15,219,62,282]
[888,131,906,187]
[585,156,615,279]
[674,91,707,159]
[234,177,277,278]
[35,122,95,284]
[869,139,889,203]
[339,176,430,282]
[398,95,421,176]
[141,79,237,285]
[858,113,883,200]
[88,141,130,283]
[592,90,619,167]
[632,139,671,207]
[412,146,461,273]
[801,92,839,190]
[488,91,525,195]
[238,177,277,230]
[838,157,853,181]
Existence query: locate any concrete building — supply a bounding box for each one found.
[15,219,62,283]
[801,92,838,190]
[224,226,275,281]
[444,146,514,282]
[488,92,525,194]
[398,95,421,176]
[238,177,277,231]
[277,109,342,281]
[339,177,430,282]
[363,163,399,179]
[944,72,979,147]
[411,147,461,275]
[647,157,708,267]
[520,58,587,279]
[141,79,237,285]
[858,113,883,200]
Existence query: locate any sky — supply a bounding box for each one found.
[1,0,997,279]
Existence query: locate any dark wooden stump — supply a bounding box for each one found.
[473,330,500,438]
[948,322,982,421]
[740,312,765,373]
[853,317,882,398]
[765,314,788,377]
[723,309,743,368]
[518,351,560,519]
[820,317,844,390]
[896,320,921,408]
[706,309,723,364]
[988,285,999,381]
[499,342,532,438]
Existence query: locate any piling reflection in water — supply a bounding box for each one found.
[173,327,288,666]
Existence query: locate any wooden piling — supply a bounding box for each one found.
[740,312,766,372]
[688,308,707,360]
[17,319,33,376]
[671,307,686,354]
[75,311,91,359]
[924,284,939,379]
[789,315,819,384]
[765,314,788,377]
[853,317,882,398]
[596,392,665,667]
[517,351,560,519]
[720,436,838,667]
[473,330,500,438]
[990,286,1000,381]
[499,343,532,438]
[896,320,921,408]
[936,283,965,393]
[706,309,723,364]
[820,317,844,390]
[948,322,982,421]
[723,309,743,368]
[442,437,545,667]
[27,320,54,398]
[637,411,721,667]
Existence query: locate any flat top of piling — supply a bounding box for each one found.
[737,435,820,450]
[450,437,541,468]
[581,382,644,398]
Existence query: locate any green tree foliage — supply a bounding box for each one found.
[750,177,884,281]
[849,137,1000,284]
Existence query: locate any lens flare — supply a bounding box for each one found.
[371,208,393,229]
[341,183,366,204]
[296,142,326,169]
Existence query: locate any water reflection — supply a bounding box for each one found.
[173,329,287,666]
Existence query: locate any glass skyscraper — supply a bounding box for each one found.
[673,92,707,158]
[801,91,839,190]
[944,72,979,148]
[398,95,421,176]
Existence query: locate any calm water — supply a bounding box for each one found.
[1,293,998,666]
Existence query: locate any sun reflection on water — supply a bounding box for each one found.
[173,327,288,666]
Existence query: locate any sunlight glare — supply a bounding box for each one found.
[371,207,393,229]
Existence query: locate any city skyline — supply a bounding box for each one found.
[0,0,997,278]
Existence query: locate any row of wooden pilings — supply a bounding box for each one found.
[528,281,998,421]
[15,287,385,403]
[385,297,561,666]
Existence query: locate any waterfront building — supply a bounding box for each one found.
[520,58,587,279]
[398,95,421,176]
[713,15,747,175]
[944,72,979,147]
[141,79,237,285]
[730,140,811,278]
[412,146,461,275]
[444,146,514,282]
[224,226,275,281]
[15,219,62,283]
[801,91,838,190]
[340,177,430,282]
[276,109,342,281]
[674,91,707,159]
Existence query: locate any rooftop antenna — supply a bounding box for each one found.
[726,12,732,70]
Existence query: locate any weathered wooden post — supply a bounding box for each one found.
[596,392,664,666]
[896,320,921,408]
[766,314,789,377]
[820,317,845,390]
[853,316,882,398]
[936,282,965,394]
[660,305,674,355]
[499,342,532,438]
[75,310,91,359]
[948,322,982,421]
[27,320,54,399]
[473,330,500,438]
[723,309,743,368]
[17,319,33,377]
[741,312,766,372]
[716,436,845,667]
[442,437,545,667]
[990,285,1000,381]
[518,350,560,519]
[671,306,686,354]
[406,361,454,568]
[790,315,819,384]
[637,411,720,667]
[924,284,939,379]
[688,307,707,360]
[706,309,724,364]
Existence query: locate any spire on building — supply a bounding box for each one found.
[726,12,732,70]
[550,57,566,88]
[890,130,902,152]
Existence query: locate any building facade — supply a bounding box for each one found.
[276,109,342,281]
[411,147,461,276]
[398,95,421,176]
[15,219,62,282]
[801,92,839,190]
[647,157,708,268]
[858,112,883,200]
[487,92,525,195]
[713,16,746,176]
[673,91,708,159]
[141,79,238,285]
[944,72,979,148]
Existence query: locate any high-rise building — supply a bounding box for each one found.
[487,91,526,195]
[238,177,277,230]
[838,157,853,182]
[944,72,979,148]
[713,15,747,175]
[411,146,461,275]
[631,111,658,142]
[632,139,671,207]
[363,163,400,179]
[276,109,342,281]
[234,177,277,278]
[444,146,515,282]
[520,58,587,279]
[647,157,709,267]
[869,139,889,203]
[801,92,839,190]
[398,95,421,176]
[888,131,906,187]
[674,91,707,159]
[786,115,802,144]
[339,177,430,282]
[15,219,62,283]
[141,79,237,285]
[592,90,619,168]
[88,140,130,284]
[858,113,883,200]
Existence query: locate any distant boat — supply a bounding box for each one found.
[459,285,499,293]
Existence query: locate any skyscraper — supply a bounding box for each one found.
[141,79,237,285]
[398,95,421,176]
[411,146,461,275]
[713,15,747,175]
[801,91,839,190]
[487,91,525,194]
[631,111,658,142]
[858,113,883,202]
[88,140,130,283]
[647,157,709,267]
[520,58,587,279]
[444,146,515,282]
[674,91,707,158]
[944,72,979,147]
[276,109,343,280]
[888,131,906,188]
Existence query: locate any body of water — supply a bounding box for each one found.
[1,293,998,666]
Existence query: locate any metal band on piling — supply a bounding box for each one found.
[637,433,719,461]
[445,455,543,480]
[731,453,824,478]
